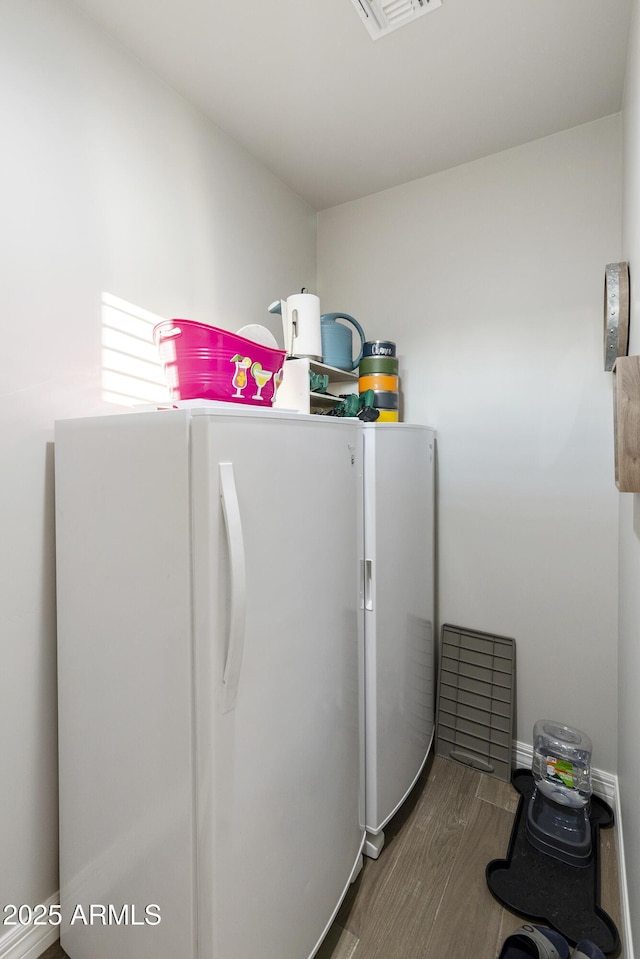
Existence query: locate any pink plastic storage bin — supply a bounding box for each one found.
[154,319,286,406]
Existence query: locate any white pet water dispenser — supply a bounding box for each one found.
[526,720,593,867]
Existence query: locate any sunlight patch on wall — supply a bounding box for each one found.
[101,293,170,407]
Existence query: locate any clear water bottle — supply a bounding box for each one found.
[531,720,592,808]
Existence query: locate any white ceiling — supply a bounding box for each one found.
[68,0,633,210]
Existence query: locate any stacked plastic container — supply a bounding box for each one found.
[359,341,399,422]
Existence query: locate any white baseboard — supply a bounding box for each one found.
[513,740,633,959]
[0,893,59,959]
[613,787,634,959]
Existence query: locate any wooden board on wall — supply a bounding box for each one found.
[613,355,640,492]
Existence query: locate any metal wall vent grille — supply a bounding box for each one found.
[351,0,442,40]
[435,624,516,782]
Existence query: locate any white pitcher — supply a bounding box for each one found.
[269,292,322,361]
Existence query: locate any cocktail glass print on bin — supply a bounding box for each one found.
[153,319,285,406]
[250,362,273,400]
[231,355,252,398]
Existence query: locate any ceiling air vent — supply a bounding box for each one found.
[351,0,442,40]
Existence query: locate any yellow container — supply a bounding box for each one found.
[376,409,399,423]
[359,373,399,393]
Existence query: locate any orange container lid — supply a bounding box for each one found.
[359,374,399,392]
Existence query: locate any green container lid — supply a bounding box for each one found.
[358,356,399,376]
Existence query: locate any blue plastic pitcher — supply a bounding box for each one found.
[320,313,366,371]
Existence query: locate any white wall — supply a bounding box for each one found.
[0,0,315,918]
[318,117,621,774]
[620,0,640,951]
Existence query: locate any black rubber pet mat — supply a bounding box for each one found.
[486,769,619,956]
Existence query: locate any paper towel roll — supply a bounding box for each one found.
[285,293,322,360]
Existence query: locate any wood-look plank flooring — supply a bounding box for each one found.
[317,755,623,959]
[38,755,623,959]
